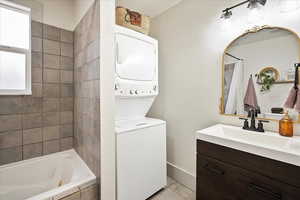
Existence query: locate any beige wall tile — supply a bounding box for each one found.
[0,131,22,149]
[60,137,73,151]
[43,126,60,141]
[0,115,22,132]
[23,143,43,159]
[32,84,43,97]
[58,192,80,200]
[60,98,73,112]
[60,124,73,138]
[44,39,60,55]
[61,30,74,44]
[32,52,43,68]
[60,111,73,125]
[32,37,43,52]
[61,70,73,83]
[43,140,60,155]
[43,84,60,98]
[80,184,99,200]
[43,112,60,126]
[86,39,99,63]
[0,97,23,115]
[60,56,74,70]
[32,21,43,38]
[0,147,22,165]
[43,98,60,112]
[44,24,60,41]
[23,128,42,145]
[22,97,43,113]
[32,68,43,83]
[44,54,60,69]
[61,84,74,97]
[43,69,60,83]
[61,43,74,58]
[22,113,42,129]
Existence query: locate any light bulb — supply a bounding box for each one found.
[280,0,300,13]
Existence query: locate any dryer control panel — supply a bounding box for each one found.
[115,78,158,97]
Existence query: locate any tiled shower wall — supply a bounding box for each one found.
[0,21,74,165]
[74,0,101,179]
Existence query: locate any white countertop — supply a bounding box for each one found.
[196,124,300,167]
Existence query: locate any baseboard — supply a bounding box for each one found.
[167,162,196,191]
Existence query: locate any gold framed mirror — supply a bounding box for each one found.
[220,25,300,122]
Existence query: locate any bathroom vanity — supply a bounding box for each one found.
[196,124,300,200]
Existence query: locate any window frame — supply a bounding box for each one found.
[0,0,31,95]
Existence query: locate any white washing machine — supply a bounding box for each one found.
[115,25,167,200]
[116,118,166,200]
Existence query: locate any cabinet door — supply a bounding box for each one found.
[236,169,300,200]
[197,155,240,200]
[238,179,282,200]
[197,154,300,200]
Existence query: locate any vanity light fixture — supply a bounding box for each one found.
[221,0,267,19]
[221,9,232,19]
[247,0,267,9]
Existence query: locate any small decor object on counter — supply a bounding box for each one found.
[116,7,150,35]
[271,107,284,114]
[286,67,295,81]
[279,111,293,137]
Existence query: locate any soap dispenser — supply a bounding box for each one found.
[279,111,293,137]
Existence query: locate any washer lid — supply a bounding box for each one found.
[115,117,166,134]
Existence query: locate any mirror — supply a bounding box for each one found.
[221,26,300,121]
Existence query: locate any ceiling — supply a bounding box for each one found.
[116,0,183,18]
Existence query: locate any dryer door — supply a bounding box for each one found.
[116,33,156,81]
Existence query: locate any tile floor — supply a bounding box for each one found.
[149,177,196,200]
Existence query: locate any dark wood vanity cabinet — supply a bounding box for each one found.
[196,140,300,200]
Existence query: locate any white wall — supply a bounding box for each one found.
[74,0,95,29]
[11,0,44,22]
[149,0,300,190]
[116,0,182,18]
[12,0,95,30]
[100,0,116,199]
[35,0,75,30]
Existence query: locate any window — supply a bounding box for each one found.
[0,0,31,95]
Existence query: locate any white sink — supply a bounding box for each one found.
[196,124,300,167]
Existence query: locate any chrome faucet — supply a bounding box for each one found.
[239,109,269,132]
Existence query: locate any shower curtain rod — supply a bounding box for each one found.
[225,53,243,61]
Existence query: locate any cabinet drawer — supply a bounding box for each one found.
[197,154,241,200]
[197,155,300,200]
[197,140,300,188]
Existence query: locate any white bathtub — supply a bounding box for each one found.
[0,150,96,200]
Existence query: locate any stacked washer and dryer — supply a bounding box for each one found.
[115,25,167,200]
